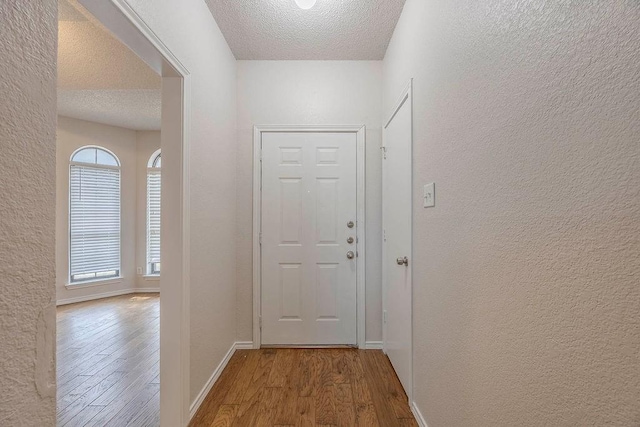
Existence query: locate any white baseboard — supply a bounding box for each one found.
[56,287,158,306]
[189,341,249,420]
[411,401,428,427]
[364,341,383,349]
[135,287,160,293]
[234,341,254,350]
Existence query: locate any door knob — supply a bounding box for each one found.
[347,221,355,229]
[347,251,355,260]
[347,237,354,244]
[396,256,409,266]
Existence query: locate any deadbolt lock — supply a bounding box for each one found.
[396,256,409,266]
[347,221,355,228]
[347,237,354,244]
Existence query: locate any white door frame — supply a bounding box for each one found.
[78,1,191,425]
[253,125,367,349]
[382,79,413,401]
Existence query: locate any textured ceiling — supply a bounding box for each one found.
[58,90,161,131]
[204,0,407,60]
[57,0,161,130]
[58,0,87,22]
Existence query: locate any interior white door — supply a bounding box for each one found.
[383,87,413,398]
[261,132,358,346]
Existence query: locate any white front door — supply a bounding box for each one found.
[261,132,358,346]
[383,84,413,398]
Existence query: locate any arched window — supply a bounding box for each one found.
[147,149,161,275]
[149,150,161,168]
[69,146,121,283]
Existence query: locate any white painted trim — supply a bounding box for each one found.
[180,70,193,427]
[355,126,366,350]
[364,341,383,350]
[382,79,414,402]
[189,341,250,420]
[70,145,121,167]
[64,277,123,289]
[234,341,254,350]
[189,342,236,420]
[385,80,413,130]
[147,148,162,168]
[136,287,161,293]
[253,125,368,132]
[411,401,429,427]
[78,1,191,425]
[252,125,367,349]
[57,289,131,306]
[56,288,158,306]
[252,126,262,350]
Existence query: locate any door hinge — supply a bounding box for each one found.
[259,316,262,330]
[259,232,262,245]
[381,146,387,160]
[383,310,388,324]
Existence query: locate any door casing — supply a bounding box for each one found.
[253,125,367,349]
[74,0,192,424]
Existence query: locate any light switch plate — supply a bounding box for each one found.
[423,182,435,208]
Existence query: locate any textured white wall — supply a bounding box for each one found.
[56,117,138,303]
[0,0,57,424]
[135,131,161,289]
[124,0,238,402]
[236,60,384,343]
[383,1,640,425]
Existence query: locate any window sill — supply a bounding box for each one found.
[65,277,123,289]
[143,275,160,281]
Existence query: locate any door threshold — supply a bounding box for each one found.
[260,344,358,349]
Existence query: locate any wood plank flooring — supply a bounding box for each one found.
[190,348,418,427]
[57,294,160,427]
[58,295,415,426]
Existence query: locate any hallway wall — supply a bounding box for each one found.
[383,0,640,425]
[121,0,238,404]
[236,60,384,344]
[0,1,57,424]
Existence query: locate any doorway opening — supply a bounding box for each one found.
[56,0,191,425]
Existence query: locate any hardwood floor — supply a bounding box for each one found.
[58,296,415,426]
[57,294,160,427]
[190,348,418,427]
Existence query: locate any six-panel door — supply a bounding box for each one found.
[261,132,357,345]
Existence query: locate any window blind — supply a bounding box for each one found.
[70,164,121,282]
[147,170,161,274]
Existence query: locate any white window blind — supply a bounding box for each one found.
[70,163,121,282]
[147,169,161,274]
